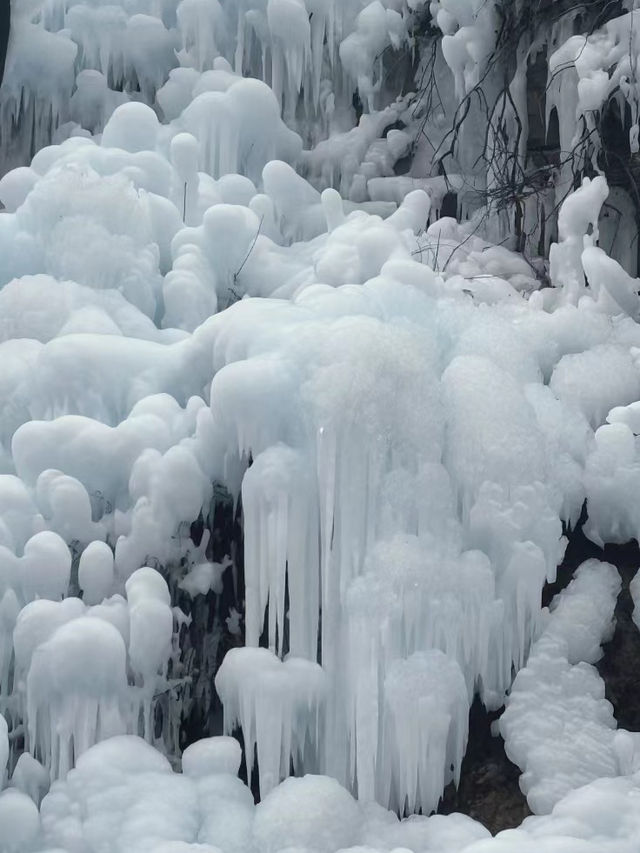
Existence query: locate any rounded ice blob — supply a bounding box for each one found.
[78,541,114,605]
[21,531,71,602]
[182,736,241,778]
[102,102,160,153]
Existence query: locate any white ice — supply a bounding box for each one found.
[0,3,639,852]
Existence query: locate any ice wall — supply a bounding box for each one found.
[1,0,427,177]
[1,3,640,847]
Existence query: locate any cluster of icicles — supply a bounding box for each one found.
[1,555,175,783]
[3,0,429,175]
[4,0,640,829]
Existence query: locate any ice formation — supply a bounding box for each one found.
[499,560,632,813]
[2,733,638,853]
[215,647,327,797]
[0,1,640,852]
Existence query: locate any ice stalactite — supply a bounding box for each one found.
[215,647,327,797]
[340,535,494,809]
[0,17,77,173]
[242,446,319,660]
[379,651,468,816]
[26,616,128,780]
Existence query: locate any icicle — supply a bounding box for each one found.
[26,617,128,781]
[215,647,326,797]
[379,651,468,815]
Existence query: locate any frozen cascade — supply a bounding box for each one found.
[1,0,427,176]
[0,155,631,821]
[3,3,640,850]
[207,279,580,807]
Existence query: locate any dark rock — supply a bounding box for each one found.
[438,698,530,834]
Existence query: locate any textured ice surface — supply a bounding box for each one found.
[0,3,639,852]
[3,734,634,853]
[500,560,626,814]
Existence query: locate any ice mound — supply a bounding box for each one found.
[6,732,635,852]
[500,560,622,814]
[0,787,40,853]
[182,736,242,778]
[550,346,640,430]
[254,774,361,853]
